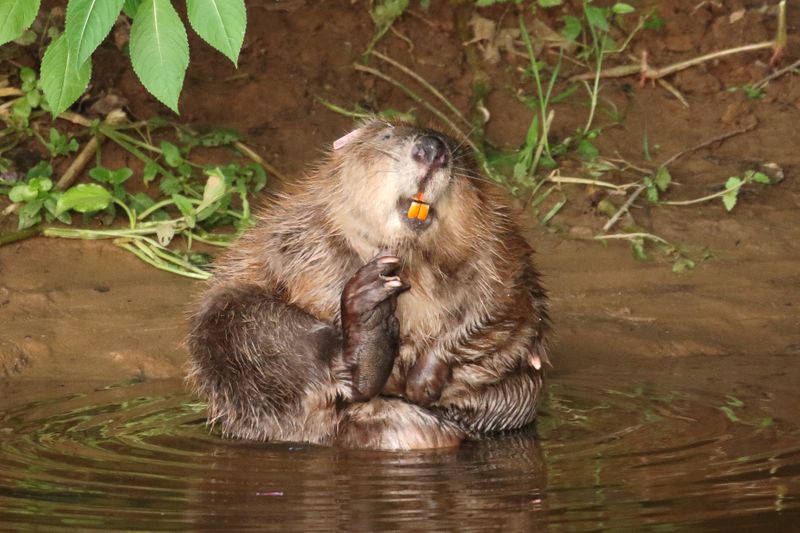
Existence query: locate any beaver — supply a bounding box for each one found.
[187,119,550,450]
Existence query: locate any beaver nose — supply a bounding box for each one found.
[412,135,448,168]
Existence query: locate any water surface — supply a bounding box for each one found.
[1,355,799,531]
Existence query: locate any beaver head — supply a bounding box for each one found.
[325,119,482,255]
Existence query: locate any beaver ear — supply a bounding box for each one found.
[333,128,363,151]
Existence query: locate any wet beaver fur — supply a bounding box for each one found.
[188,119,550,450]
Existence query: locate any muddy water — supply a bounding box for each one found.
[1,353,799,531]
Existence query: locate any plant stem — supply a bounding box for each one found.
[371,51,472,129]
[660,182,742,206]
[594,232,671,245]
[570,41,775,82]
[602,184,646,232]
[0,227,40,245]
[353,64,476,153]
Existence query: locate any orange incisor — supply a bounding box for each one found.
[407,192,430,221]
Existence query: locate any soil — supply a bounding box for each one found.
[1,1,799,383]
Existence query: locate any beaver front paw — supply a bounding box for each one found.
[341,255,409,401]
[405,352,451,406]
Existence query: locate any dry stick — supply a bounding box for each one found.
[56,136,101,190]
[754,57,800,90]
[233,141,287,183]
[0,88,23,98]
[602,184,647,233]
[601,121,758,231]
[659,120,757,170]
[353,63,477,153]
[569,41,775,82]
[371,51,472,128]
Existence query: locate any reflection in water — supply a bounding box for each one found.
[0,369,799,531]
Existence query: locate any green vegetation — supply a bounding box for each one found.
[0,0,246,114]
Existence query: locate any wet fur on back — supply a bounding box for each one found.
[187,119,550,450]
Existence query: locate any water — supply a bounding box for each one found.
[1,356,799,531]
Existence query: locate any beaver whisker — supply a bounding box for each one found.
[360,141,401,161]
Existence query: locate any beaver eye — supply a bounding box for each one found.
[381,132,392,140]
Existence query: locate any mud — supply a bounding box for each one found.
[0,1,799,528]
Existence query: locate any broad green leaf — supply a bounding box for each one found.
[749,171,771,184]
[561,15,582,42]
[66,0,125,66]
[130,0,189,113]
[18,199,43,229]
[722,177,742,212]
[160,141,183,167]
[123,0,141,18]
[186,0,246,66]
[585,6,609,32]
[372,0,409,26]
[9,184,37,202]
[57,183,112,214]
[40,35,92,117]
[0,0,41,47]
[611,3,635,15]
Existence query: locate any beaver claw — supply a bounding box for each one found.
[341,255,409,401]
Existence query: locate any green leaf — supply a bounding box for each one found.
[538,0,562,7]
[160,141,183,167]
[9,184,37,202]
[654,166,671,192]
[577,139,598,161]
[26,161,52,179]
[40,34,92,117]
[643,12,664,31]
[585,6,609,32]
[186,0,246,66]
[0,0,41,47]
[143,160,159,183]
[18,199,43,229]
[672,257,695,273]
[749,171,771,184]
[171,193,196,228]
[645,179,659,202]
[123,0,141,18]
[611,3,635,15]
[129,0,189,113]
[371,0,409,26]
[561,15,582,42]
[57,183,113,214]
[631,238,649,261]
[65,0,125,66]
[722,177,742,212]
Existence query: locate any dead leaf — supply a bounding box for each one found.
[729,8,746,24]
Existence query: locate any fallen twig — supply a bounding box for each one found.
[754,57,800,90]
[659,120,757,169]
[569,41,775,82]
[602,184,647,233]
